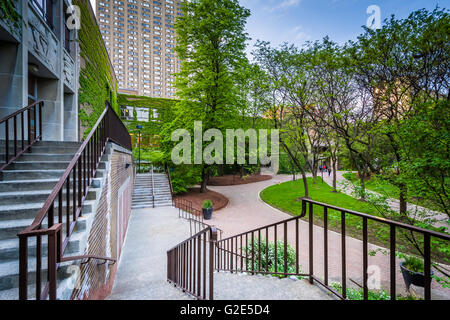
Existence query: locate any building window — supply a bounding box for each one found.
[31,0,54,29]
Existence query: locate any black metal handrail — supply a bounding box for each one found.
[165,163,174,199]
[173,198,223,240]
[167,226,217,300]
[151,164,155,208]
[215,198,450,300]
[17,101,131,300]
[0,101,44,172]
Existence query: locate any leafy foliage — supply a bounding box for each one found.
[242,237,303,278]
[202,200,213,209]
[0,0,21,32]
[161,0,252,192]
[330,282,392,300]
[75,0,119,135]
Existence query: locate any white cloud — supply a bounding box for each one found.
[264,0,301,12]
[278,0,301,9]
[290,25,311,43]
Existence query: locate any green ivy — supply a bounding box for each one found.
[74,0,119,136]
[118,93,178,148]
[0,0,22,32]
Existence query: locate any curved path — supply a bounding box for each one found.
[207,175,450,299]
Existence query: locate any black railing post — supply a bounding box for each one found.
[309,201,314,284]
[209,228,217,300]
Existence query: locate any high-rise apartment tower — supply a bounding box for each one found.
[96,0,182,98]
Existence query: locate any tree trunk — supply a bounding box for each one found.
[332,157,337,192]
[358,169,366,200]
[399,184,408,215]
[301,168,309,198]
[311,160,318,184]
[200,166,209,193]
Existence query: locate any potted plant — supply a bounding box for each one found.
[202,200,213,220]
[398,253,434,291]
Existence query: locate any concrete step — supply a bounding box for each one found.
[0,213,89,241]
[6,153,77,162]
[0,146,80,155]
[8,161,106,171]
[0,188,97,206]
[0,140,81,147]
[0,170,66,181]
[153,200,172,207]
[133,188,153,193]
[33,141,82,148]
[0,255,76,292]
[0,169,105,181]
[214,272,335,300]
[132,195,153,200]
[0,177,102,192]
[0,223,86,261]
[0,214,88,262]
[0,200,94,221]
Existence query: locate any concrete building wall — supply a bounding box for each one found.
[69,145,134,300]
[0,0,79,141]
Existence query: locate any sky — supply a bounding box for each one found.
[89,0,448,56]
[241,0,448,57]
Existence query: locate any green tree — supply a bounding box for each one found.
[350,7,450,215]
[163,0,250,193]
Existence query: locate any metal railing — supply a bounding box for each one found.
[167,227,218,300]
[164,163,174,198]
[0,101,44,172]
[215,209,308,278]
[151,164,155,208]
[173,198,223,240]
[17,101,131,300]
[215,197,450,300]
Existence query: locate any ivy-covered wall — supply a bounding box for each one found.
[0,0,21,31]
[118,94,178,148]
[74,0,119,137]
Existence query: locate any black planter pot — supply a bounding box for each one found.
[400,262,434,290]
[203,207,213,220]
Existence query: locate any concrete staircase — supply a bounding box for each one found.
[0,140,108,299]
[132,173,172,209]
[153,173,172,207]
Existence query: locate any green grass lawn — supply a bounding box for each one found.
[261,177,378,217]
[341,172,441,212]
[260,177,449,263]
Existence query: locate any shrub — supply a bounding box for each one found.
[242,237,303,279]
[398,253,424,273]
[202,200,213,209]
[330,282,391,300]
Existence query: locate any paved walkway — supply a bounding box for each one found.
[207,175,450,299]
[107,207,193,300]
